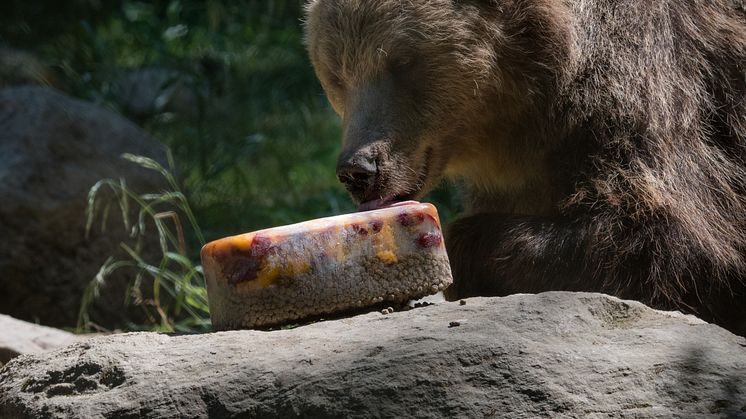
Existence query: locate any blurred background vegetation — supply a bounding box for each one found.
[2,0,460,331]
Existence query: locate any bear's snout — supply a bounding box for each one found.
[336,150,379,202]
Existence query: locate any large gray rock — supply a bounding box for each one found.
[112,68,203,121]
[0,86,166,328]
[0,315,78,367]
[1,292,744,418]
[0,47,56,88]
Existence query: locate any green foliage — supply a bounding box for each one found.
[2,1,353,240]
[80,153,210,333]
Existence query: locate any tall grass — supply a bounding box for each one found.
[79,153,210,333]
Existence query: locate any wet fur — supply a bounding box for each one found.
[305,0,746,335]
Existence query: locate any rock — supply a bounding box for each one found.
[111,68,204,121]
[0,86,166,329]
[0,47,57,88]
[1,292,744,418]
[0,315,78,367]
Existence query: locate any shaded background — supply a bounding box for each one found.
[2,0,461,245]
[1,0,461,331]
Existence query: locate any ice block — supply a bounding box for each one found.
[200,202,453,330]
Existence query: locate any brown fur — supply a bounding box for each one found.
[305,0,746,336]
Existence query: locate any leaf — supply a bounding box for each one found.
[122,153,166,173]
[85,180,105,238]
[164,252,194,267]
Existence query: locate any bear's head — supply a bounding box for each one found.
[305,0,514,208]
[306,0,571,208]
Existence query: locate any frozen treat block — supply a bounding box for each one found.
[200,202,453,330]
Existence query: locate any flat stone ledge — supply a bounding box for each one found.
[0,315,78,366]
[1,292,745,418]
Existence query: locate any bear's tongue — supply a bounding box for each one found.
[358,199,420,212]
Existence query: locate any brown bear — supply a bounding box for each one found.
[304,0,746,336]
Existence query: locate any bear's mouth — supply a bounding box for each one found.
[358,147,433,212]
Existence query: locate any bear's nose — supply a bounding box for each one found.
[336,155,377,196]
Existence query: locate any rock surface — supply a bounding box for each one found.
[1,292,745,418]
[0,47,57,88]
[0,86,166,328]
[0,315,78,367]
[112,68,203,121]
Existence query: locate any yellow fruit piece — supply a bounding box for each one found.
[229,235,253,251]
[376,250,398,265]
[256,259,312,288]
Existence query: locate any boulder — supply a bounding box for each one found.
[0,47,57,88]
[1,292,744,418]
[111,68,204,121]
[0,315,78,367]
[0,86,166,328]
